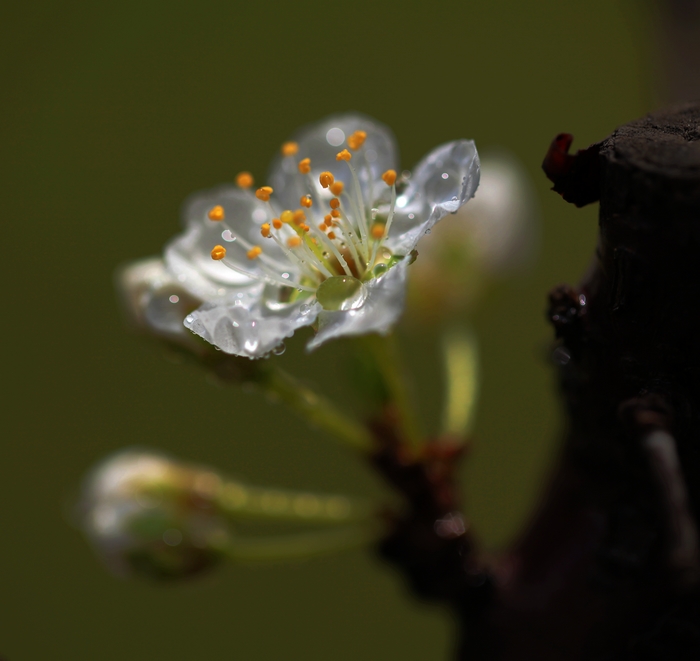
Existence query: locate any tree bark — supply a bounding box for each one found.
[377,104,700,660]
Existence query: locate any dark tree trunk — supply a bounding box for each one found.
[377,104,700,660]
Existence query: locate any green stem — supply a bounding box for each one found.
[215,480,374,526]
[440,326,479,441]
[218,525,379,564]
[360,333,423,448]
[259,367,374,452]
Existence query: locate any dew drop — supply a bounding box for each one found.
[300,303,311,315]
[408,213,415,219]
[322,251,330,259]
[441,173,449,180]
[273,343,286,355]
[185,315,194,324]
[222,229,236,242]
[373,263,387,277]
[252,208,267,223]
[168,295,180,304]
[451,196,458,202]
[232,321,239,327]
[381,249,391,259]
[282,272,290,279]
[326,127,345,146]
[425,229,432,235]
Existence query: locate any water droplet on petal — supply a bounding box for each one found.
[451,196,458,202]
[316,276,367,311]
[326,127,345,146]
[185,315,194,324]
[168,295,180,303]
[282,272,290,279]
[381,249,391,260]
[441,173,449,180]
[222,230,236,242]
[300,304,311,315]
[425,229,432,235]
[373,263,387,277]
[273,343,286,355]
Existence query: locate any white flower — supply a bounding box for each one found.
[126,113,480,358]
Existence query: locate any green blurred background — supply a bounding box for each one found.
[3,1,656,659]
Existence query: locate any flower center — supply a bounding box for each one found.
[206,130,401,310]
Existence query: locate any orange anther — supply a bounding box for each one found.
[300,195,313,208]
[261,223,271,238]
[246,246,262,260]
[347,130,367,150]
[211,245,226,260]
[281,142,299,157]
[330,181,344,196]
[319,171,334,188]
[324,214,332,224]
[298,158,311,174]
[292,210,306,225]
[371,223,385,239]
[273,218,282,230]
[318,223,327,231]
[280,210,294,224]
[255,186,273,201]
[208,205,225,221]
[331,209,340,218]
[329,198,340,209]
[336,149,352,161]
[287,236,302,248]
[327,231,336,240]
[382,169,397,186]
[300,223,310,232]
[236,172,254,188]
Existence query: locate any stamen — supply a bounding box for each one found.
[261,223,271,238]
[319,172,334,188]
[219,257,316,292]
[300,195,313,208]
[236,172,254,188]
[208,205,225,221]
[288,236,302,248]
[247,246,263,260]
[281,142,299,157]
[298,158,311,174]
[347,130,367,150]
[336,149,352,161]
[318,223,327,231]
[371,223,385,239]
[324,214,333,226]
[331,209,340,218]
[255,186,273,202]
[330,198,340,209]
[211,245,226,260]
[330,181,344,196]
[292,210,306,225]
[280,210,294,224]
[382,170,397,186]
[327,231,336,240]
[273,218,282,230]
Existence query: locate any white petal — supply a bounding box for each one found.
[184,297,320,359]
[166,185,286,302]
[306,259,410,351]
[387,140,480,255]
[268,113,399,211]
[116,257,201,341]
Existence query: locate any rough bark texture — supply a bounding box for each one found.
[377,104,700,660]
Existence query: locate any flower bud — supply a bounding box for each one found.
[407,151,538,322]
[79,450,228,579]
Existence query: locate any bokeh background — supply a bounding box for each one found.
[2,1,670,659]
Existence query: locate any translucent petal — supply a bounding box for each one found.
[268,113,399,212]
[116,257,202,342]
[166,185,288,302]
[184,297,320,359]
[306,259,410,351]
[386,140,480,255]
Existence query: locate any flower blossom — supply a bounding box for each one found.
[123,113,480,358]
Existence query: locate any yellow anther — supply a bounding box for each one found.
[331,209,340,218]
[382,169,397,186]
[281,142,299,157]
[300,195,313,208]
[211,245,226,260]
[236,172,254,188]
[247,246,263,260]
[371,223,385,239]
[336,149,352,161]
[319,171,334,188]
[208,205,225,221]
[280,210,294,224]
[255,186,273,201]
[273,218,282,230]
[261,223,271,238]
[347,130,367,150]
[327,231,336,240]
[330,181,344,196]
[287,236,302,248]
[329,198,340,209]
[298,158,311,174]
[292,209,306,225]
